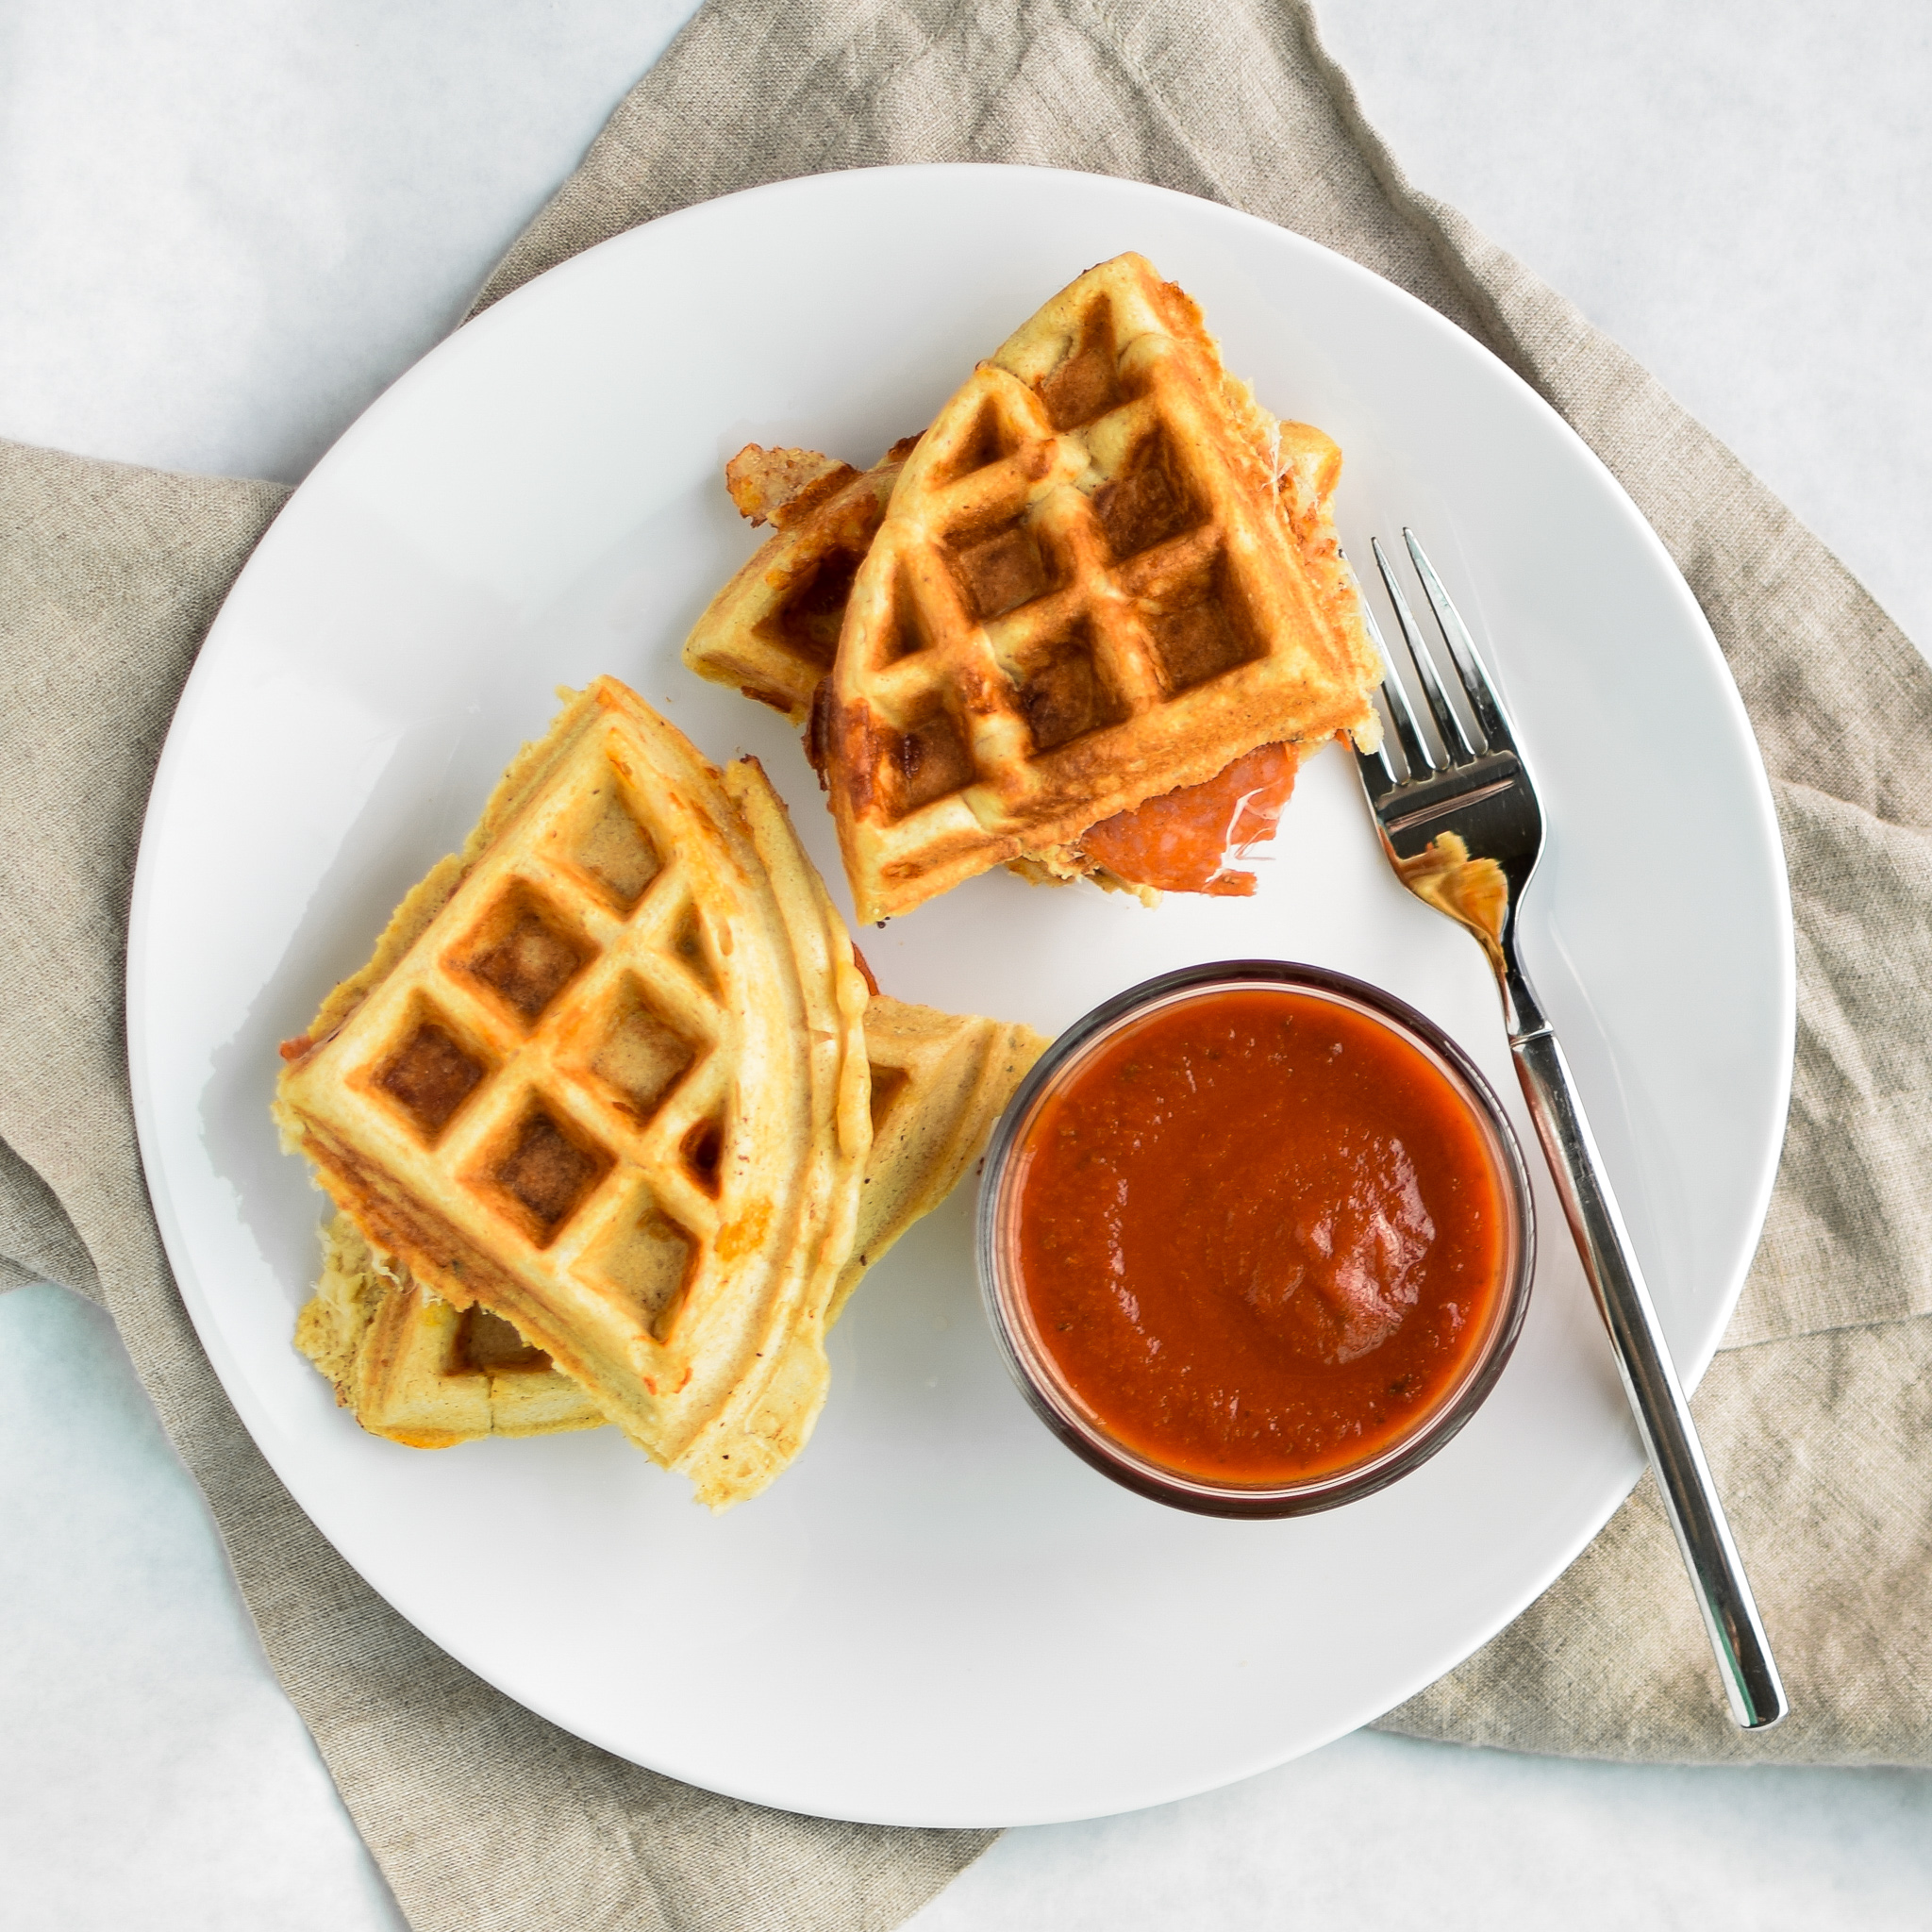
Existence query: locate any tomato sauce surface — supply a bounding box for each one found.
[1013,988,1508,1484]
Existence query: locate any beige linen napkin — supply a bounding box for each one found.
[7,1,1932,1924]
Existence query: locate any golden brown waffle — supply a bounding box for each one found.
[817,253,1382,923]
[683,441,916,722]
[296,994,1048,1446]
[687,437,1305,907]
[275,677,872,1508]
[834,991,1046,1315]
[295,1214,591,1446]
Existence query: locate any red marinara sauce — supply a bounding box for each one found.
[1012,988,1509,1485]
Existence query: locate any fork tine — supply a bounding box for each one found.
[1403,529,1512,753]
[1372,537,1479,765]
[1359,686,1404,791]
[1354,577,1436,779]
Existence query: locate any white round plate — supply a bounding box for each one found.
[127,165,1792,1827]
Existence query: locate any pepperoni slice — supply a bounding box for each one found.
[1079,742,1299,896]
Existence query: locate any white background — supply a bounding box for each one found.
[3,1,1930,1925]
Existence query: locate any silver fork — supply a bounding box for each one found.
[1354,529,1786,1731]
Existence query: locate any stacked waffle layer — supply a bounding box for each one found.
[275,677,874,1508]
[295,992,1046,1446]
[684,441,915,722]
[818,253,1382,921]
[683,258,1380,923]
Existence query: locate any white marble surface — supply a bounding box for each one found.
[4,2,1930,1925]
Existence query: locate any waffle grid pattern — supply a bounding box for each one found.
[329,724,735,1355]
[683,454,907,723]
[300,995,1050,1448]
[826,255,1379,921]
[853,321,1277,827]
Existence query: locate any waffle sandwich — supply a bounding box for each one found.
[815,252,1382,923]
[687,434,1307,905]
[275,677,874,1508]
[295,992,1047,1446]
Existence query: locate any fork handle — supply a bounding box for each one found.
[1510,1025,1788,1730]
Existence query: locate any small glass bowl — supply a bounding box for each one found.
[976,960,1536,1518]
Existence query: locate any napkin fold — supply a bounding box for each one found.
[8,1,1932,1926]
